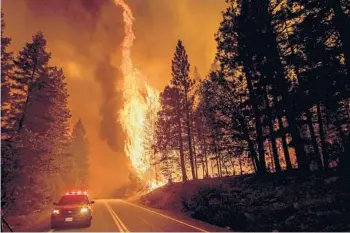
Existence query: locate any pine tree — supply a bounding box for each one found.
[12,31,51,133]
[6,32,53,213]
[1,11,14,134]
[156,86,188,182]
[9,32,73,213]
[199,78,220,177]
[288,0,350,173]
[171,40,197,180]
[1,11,17,214]
[216,0,268,174]
[71,119,89,187]
[192,106,210,178]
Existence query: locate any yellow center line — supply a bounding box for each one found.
[109,204,129,232]
[104,201,126,232]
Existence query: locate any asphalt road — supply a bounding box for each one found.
[31,199,227,232]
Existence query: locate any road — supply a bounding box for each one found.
[28,199,227,232]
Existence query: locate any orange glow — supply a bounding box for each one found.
[114,0,165,190]
[148,180,167,191]
[2,0,226,196]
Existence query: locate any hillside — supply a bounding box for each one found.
[134,173,350,231]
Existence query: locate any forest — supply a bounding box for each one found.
[138,0,350,230]
[150,0,350,182]
[1,11,89,218]
[1,0,350,231]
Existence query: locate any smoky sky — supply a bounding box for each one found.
[3,0,226,196]
[23,0,126,153]
[95,55,125,153]
[3,0,130,196]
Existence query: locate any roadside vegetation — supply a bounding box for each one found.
[138,173,350,231]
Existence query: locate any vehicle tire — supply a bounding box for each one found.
[84,219,91,227]
[51,222,58,229]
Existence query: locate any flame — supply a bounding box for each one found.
[113,0,165,190]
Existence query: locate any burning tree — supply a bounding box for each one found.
[114,0,166,189]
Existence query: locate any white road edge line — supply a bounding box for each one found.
[104,201,125,232]
[120,200,209,232]
[106,202,129,232]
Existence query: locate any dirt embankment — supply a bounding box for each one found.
[135,173,350,231]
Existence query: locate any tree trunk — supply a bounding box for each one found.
[216,154,222,177]
[17,64,37,133]
[278,117,293,170]
[270,131,281,172]
[251,153,257,173]
[239,155,243,176]
[192,131,198,179]
[202,138,209,177]
[264,90,281,172]
[229,153,236,175]
[210,160,214,177]
[289,115,309,172]
[316,103,328,172]
[222,155,229,176]
[240,0,266,175]
[262,1,309,173]
[197,114,209,178]
[248,87,266,174]
[272,10,298,172]
[185,94,196,180]
[214,136,222,177]
[201,153,205,179]
[176,98,187,182]
[247,137,259,170]
[235,112,260,171]
[306,108,323,171]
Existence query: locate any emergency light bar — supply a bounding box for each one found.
[65,191,88,195]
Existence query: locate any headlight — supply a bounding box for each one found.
[52,209,60,214]
[80,207,89,213]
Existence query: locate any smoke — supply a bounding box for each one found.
[95,55,125,153]
[2,0,130,197]
[3,0,226,196]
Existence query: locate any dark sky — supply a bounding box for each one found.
[2,0,226,196]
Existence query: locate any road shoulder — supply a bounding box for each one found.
[124,199,231,232]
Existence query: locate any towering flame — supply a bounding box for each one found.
[113,0,165,190]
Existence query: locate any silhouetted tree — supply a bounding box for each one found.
[13,32,51,133]
[1,11,17,214]
[171,40,197,180]
[286,0,350,173]
[1,11,14,134]
[156,86,188,182]
[4,32,73,214]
